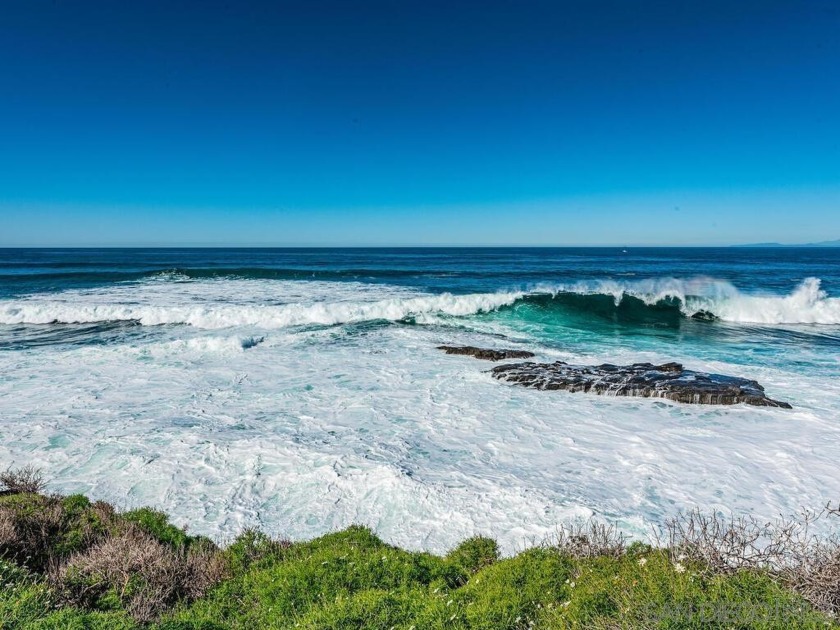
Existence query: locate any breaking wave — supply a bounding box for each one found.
[523,277,840,325]
[0,291,523,329]
[1,277,838,329]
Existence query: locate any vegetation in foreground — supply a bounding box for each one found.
[1,467,838,629]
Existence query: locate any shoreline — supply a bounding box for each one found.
[1,469,838,628]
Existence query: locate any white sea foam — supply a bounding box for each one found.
[1,276,839,553]
[4,275,838,328]
[539,276,840,324]
[698,277,840,324]
[0,277,521,328]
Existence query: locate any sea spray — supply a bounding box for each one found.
[3,276,840,328]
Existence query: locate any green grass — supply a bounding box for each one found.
[0,491,836,629]
[122,507,211,550]
[160,532,835,629]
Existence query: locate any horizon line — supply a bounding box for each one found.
[1,243,838,250]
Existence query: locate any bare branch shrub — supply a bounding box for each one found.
[53,524,227,623]
[0,466,44,495]
[661,505,840,615]
[224,527,291,572]
[183,542,229,600]
[91,501,118,532]
[549,519,628,559]
[0,495,65,569]
[0,511,16,548]
[783,540,840,618]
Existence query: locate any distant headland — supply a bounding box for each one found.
[733,239,840,248]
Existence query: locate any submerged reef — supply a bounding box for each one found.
[491,360,793,408]
[437,345,535,361]
[437,346,792,407]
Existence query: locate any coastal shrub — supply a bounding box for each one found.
[0,578,55,629]
[0,556,147,629]
[223,528,290,574]
[452,547,575,628]
[293,588,430,629]
[550,519,628,559]
[445,536,500,576]
[0,465,45,495]
[170,525,462,627]
[0,493,72,571]
[0,508,15,548]
[1,558,26,583]
[662,505,840,615]
[790,545,840,620]
[55,495,115,558]
[542,550,831,629]
[0,492,115,572]
[182,543,229,601]
[1,470,838,629]
[122,507,199,549]
[248,526,454,609]
[0,561,133,630]
[54,523,226,623]
[10,607,138,630]
[157,621,227,630]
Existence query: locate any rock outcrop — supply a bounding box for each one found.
[437,345,535,361]
[490,360,792,408]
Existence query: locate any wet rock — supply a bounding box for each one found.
[690,310,718,322]
[437,345,535,361]
[241,336,264,350]
[490,361,792,408]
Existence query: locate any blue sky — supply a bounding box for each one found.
[1,0,838,246]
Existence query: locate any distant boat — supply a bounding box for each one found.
[622,249,628,253]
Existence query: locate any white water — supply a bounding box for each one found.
[0,279,522,328]
[4,276,840,328]
[1,276,839,553]
[539,276,840,324]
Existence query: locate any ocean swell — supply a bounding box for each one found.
[0,291,523,329]
[1,276,838,330]
[517,277,840,325]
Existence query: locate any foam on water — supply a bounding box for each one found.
[1,275,839,553]
[0,277,521,328]
[536,276,840,324]
[4,275,840,329]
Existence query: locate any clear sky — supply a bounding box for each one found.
[1,0,838,246]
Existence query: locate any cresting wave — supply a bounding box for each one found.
[1,277,838,329]
[527,276,840,325]
[0,291,524,329]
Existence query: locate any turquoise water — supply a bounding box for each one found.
[1,248,839,551]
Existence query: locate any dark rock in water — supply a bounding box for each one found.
[241,336,265,350]
[690,310,718,322]
[437,345,535,361]
[490,361,792,408]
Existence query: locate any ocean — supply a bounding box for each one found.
[1,247,839,552]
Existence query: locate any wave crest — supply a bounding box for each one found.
[2,277,838,329]
[524,277,840,325]
[0,291,522,329]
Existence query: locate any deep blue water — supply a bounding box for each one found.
[3,246,840,362]
[3,246,840,295]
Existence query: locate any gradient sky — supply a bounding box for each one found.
[1,0,839,246]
